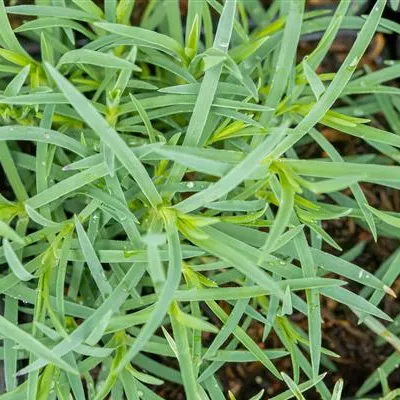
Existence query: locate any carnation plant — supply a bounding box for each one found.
[0,0,399,399]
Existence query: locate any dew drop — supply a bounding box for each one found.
[44,133,50,140]
[353,109,364,116]
[186,181,194,189]
[358,270,363,279]
[347,57,359,71]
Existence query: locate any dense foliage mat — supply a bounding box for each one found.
[0,0,400,398]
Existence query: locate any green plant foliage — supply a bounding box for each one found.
[0,0,399,398]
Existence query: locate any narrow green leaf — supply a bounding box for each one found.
[3,239,34,281]
[302,58,325,100]
[0,0,31,58]
[74,215,112,299]
[0,315,77,375]
[116,210,182,373]
[44,63,162,207]
[0,221,25,245]
[58,49,140,70]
